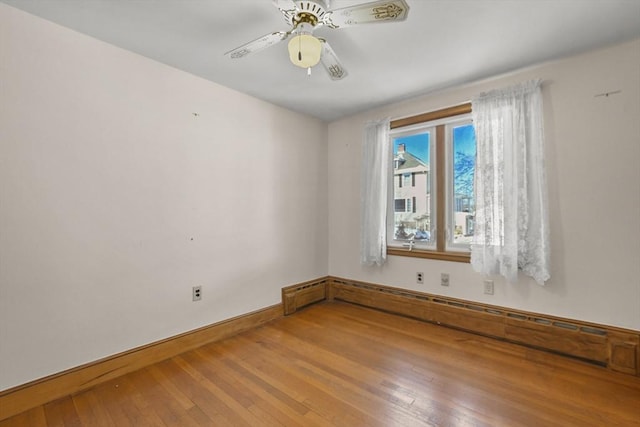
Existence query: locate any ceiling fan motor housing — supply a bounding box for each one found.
[290,1,328,29]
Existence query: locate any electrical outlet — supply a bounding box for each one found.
[484,280,494,295]
[192,286,202,301]
[416,272,424,284]
[441,273,450,287]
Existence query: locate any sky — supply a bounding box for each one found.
[453,124,476,156]
[393,123,476,163]
[393,132,430,162]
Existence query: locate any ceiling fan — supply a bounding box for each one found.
[224,0,410,80]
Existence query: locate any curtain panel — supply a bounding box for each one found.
[471,80,550,284]
[360,118,391,266]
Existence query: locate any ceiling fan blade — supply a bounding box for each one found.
[319,40,348,80]
[272,0,297,22]
[323,0,409,28]
[225,31,289,59]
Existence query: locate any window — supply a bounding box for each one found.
[387,104,476,262]
[449,121,476,250]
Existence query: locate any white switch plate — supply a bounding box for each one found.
[483,280,494,295]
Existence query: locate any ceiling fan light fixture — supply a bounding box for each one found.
[287,34,322,68]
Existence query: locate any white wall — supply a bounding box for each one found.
[0,4,328,391]
[329,39,640,331]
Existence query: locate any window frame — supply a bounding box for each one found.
[386,103,473,263]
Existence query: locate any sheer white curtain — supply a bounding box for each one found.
[360,118,391,266]
[471,80,550,284]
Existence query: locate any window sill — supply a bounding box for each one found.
[386,247,470,263]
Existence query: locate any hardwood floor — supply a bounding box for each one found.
[2,301,639,426]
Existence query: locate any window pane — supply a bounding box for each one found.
[392,132,432,244]
[451,123,476,246]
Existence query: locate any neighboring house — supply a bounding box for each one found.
[393,143,430,239]
[393,143,475,242]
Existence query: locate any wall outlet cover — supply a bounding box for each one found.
[441,273,450,286]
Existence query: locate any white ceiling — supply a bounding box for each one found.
[3,0,640,121]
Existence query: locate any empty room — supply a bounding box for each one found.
[1,0,639,425]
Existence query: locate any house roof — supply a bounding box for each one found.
[395,151,427,173]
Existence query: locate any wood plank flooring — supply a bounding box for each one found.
[2,301,639,426]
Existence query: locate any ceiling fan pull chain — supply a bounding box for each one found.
[307,67,311,76]
[298,35,302,62]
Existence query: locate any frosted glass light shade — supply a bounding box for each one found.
[287,34,322,68]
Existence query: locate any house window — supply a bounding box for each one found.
[387,104,476,262]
